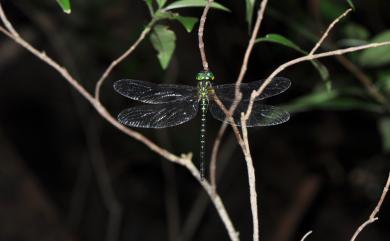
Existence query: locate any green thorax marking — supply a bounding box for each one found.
[196,70,215,102]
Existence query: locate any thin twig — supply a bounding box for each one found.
[235,0,269,91]
[350,172,390,241]
[309,8,352,55]
[0,3,18,36]
[335,54,390,108]
[198,0,213,71]
[300,231,313,241]
[180,134,238,241]
[212,95,245,146]
[209,0,269,193]
[95,20,156,101]
[241,113,259,241]
[0,4,240,240]
[244,40,390,121]
[237,8,390,241]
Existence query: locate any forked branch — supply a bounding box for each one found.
[95,20,156,101]
[0,3,239,240]
[239,8,390,241]
[350,172,390,241]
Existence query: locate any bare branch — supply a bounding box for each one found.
[244,40,390,122]
[198,0,214,71]
[350,172,390,241]
[237,8,390,241]
[335,55,390,108]
[300,231,313,241]
[235,0,269,92]
[0,3,18,36]
[209,0,269,193]
[95,20,155,101]
[309,8,352,55]
[241,113,259,241]
[0,3,240,240]
[212,95,245,145]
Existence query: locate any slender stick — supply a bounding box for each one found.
[0,3,18,36]
[350,172,390,241]
[235,0,269,93]
[0,4,240,240]
[198,0,213,71]
[309,8,352,55]
[238,8,390,241]
[95,20,155,101]
[300,231,313,241]
[241,113,259,241]
[335,55,390,108]
[243,40,390,122]
[209,0,269,192]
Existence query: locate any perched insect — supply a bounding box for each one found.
[113,71,291,179]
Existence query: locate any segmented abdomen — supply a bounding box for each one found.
[199,98,208,180]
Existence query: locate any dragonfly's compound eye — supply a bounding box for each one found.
[206,71,215,80]
[196,70,215,81]
[196,72,205,81]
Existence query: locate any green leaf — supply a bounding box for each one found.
[284,88,382,113]
[359,30,390,67]
[283,89,338,113]
[376,70,390,95]
[320,0,345,20]
[256,33,305,53]
[343,23,370,40]
[245,0,255,30]
[150,25,176,69]
[154,11,198,32]
[164,0,230,12]
[346,0,355,10]
[256,34,330,85]
[175,16,198,32]
[379,117,390,152]
[157,0,167,8]
[144,0,154,14]
[56,0,71,14]
[311,60,330,86]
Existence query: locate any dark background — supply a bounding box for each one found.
[0,0,390,241]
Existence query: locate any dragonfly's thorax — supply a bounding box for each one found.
[198,80,212,102]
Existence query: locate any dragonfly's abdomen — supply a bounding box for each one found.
[199,96,208,180]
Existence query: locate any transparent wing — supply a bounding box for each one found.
[209,99,289,127]
[114,79,197,104]
[117,98,199,128]
[212,77,291,101]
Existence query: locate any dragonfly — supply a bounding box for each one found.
[113,71,291,180]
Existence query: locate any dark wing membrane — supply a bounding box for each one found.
[117,98,199,128]
[212,77,291,101]
[114,79,197,104]
[210,100,289,127]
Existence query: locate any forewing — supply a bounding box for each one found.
[213,77,291,101]
[210,99,289,127]
[117,98,199,128]
[114,79,197,104]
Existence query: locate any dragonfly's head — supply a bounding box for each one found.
[196,70,215,82]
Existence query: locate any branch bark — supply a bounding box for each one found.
[198,0,213,71]
[0,3,239,240]
[95,20,156,101]
[350,172,390,241]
